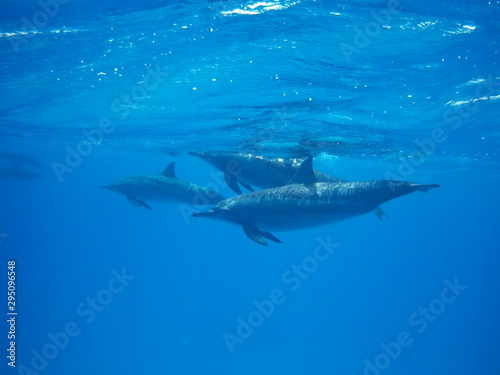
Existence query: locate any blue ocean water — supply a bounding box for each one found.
[1,0,499,374]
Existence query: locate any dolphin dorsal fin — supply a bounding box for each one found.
[160,162,176,178]
[288,157,316,185]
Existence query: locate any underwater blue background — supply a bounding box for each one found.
[1,0,499,374]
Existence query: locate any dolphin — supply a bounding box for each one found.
[193,157,440,245]
[189,150,387,219]
[101,162,225,209]
[189,151,343,194]
[0,153,43,169]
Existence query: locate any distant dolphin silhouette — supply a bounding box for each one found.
[0,153,43,169]
[0,153,43,180]
[101,162,225,209]
[193,157,439,245]
[189,150,387,219]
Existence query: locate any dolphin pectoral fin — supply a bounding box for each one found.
[239,181,255,192]
[140,201,152,209]
[126,195,152,209]
[260,231,282,243]
[242,224,268,246]
[374,207,389,220]
[413,184,440,193]
[224,172,242,194]
[242,224,281,246]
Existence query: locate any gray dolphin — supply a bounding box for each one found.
[101,162,225,209]
[189,150,387,219]
[189,151,343,193]
[193,157,439,245]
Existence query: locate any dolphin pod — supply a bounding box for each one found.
[101,153,439,246]
[192,157,439,245]
[101,162,225,209]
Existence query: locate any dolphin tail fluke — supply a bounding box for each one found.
[374,207,389,220]
[126,195,152,209]
[242,224,281,246]
[413,184,440,193]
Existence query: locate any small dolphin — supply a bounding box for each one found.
[193,157,439,245]
[101,162,225,209]
[189,150,387,219]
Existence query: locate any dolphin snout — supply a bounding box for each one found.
[192,209,216,218]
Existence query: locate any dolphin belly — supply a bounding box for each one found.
[219,195,371,231]
[132,189,182,203]
[243,210,361,231]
